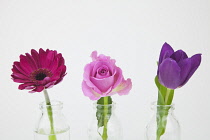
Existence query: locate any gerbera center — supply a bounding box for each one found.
[30,68,52,81]
[35,73,47,80]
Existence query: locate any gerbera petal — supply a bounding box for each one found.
[19,83,34,90]
[13,62,29,76]
[31,86,45,92]
[44,50,55,68]
[12,73,29,80]
[19,55,34,74]
[57,53,64,67]
[31,49,41,68]
[25,53,38,70]
[158,58,181,89]
[39,48,47,68]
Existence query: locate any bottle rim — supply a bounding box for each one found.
[39,100,63,110]
[151,101,175,110]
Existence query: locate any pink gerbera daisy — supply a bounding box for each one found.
[11,48,66,93]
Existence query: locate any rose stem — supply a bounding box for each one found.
[102,96,109,140]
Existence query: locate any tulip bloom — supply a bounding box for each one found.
[158,43,201,89]
[155,42,202,140]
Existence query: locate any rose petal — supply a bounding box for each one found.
[90,74,115,93]
[91,61,115,77]
[112,67,123,89]
[83,63,102,92]
[82,81,101,100]
[110,78,132,96]
[158,58,181,89]
[91,51,98,61]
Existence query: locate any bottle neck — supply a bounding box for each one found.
[93,102,116,112]
[151,102,175,114]
[39,100,63,112]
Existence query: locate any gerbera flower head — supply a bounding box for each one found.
[11,48,67,93]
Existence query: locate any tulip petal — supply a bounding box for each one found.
[178,58,192,87]
[159,43,174,64]
[170,50,188,63]
[180,54,201,87]
[158,58,181,89]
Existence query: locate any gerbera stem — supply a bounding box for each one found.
[102,96,109,140]
[43,89,57,140]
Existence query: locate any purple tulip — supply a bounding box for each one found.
[157,43,201,89]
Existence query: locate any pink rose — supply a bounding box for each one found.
[82,51,132,100]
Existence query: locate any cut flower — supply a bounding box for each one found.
[11,48,66,93]
[82,51,132,100]
[158,42,201,89]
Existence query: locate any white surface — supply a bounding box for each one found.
[0,0,209,139]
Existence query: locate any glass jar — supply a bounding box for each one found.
[88,102,123,140]
[34,100,70,140]
[145,102,181,140]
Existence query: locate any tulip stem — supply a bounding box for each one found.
[164,88,171,105]
[44,89,57,140]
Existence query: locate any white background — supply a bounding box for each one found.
[0,0,209,140]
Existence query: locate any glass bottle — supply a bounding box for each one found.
[88,102,123,140]
[146,102,181,140]
[34,100,70,140]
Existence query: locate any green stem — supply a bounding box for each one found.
[43,89,57,140]
[102,96,109,140]
[156,88,174,140]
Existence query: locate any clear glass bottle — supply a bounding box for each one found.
[34,100,70,140]
[88,102,123,140]
[146,102,181,140]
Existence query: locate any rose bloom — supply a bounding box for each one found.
[82,51,132,100]
[11,48,66,93]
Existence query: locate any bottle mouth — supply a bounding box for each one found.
[151,101,175,110]
[93,102,116,110]
[39,100,63,110]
